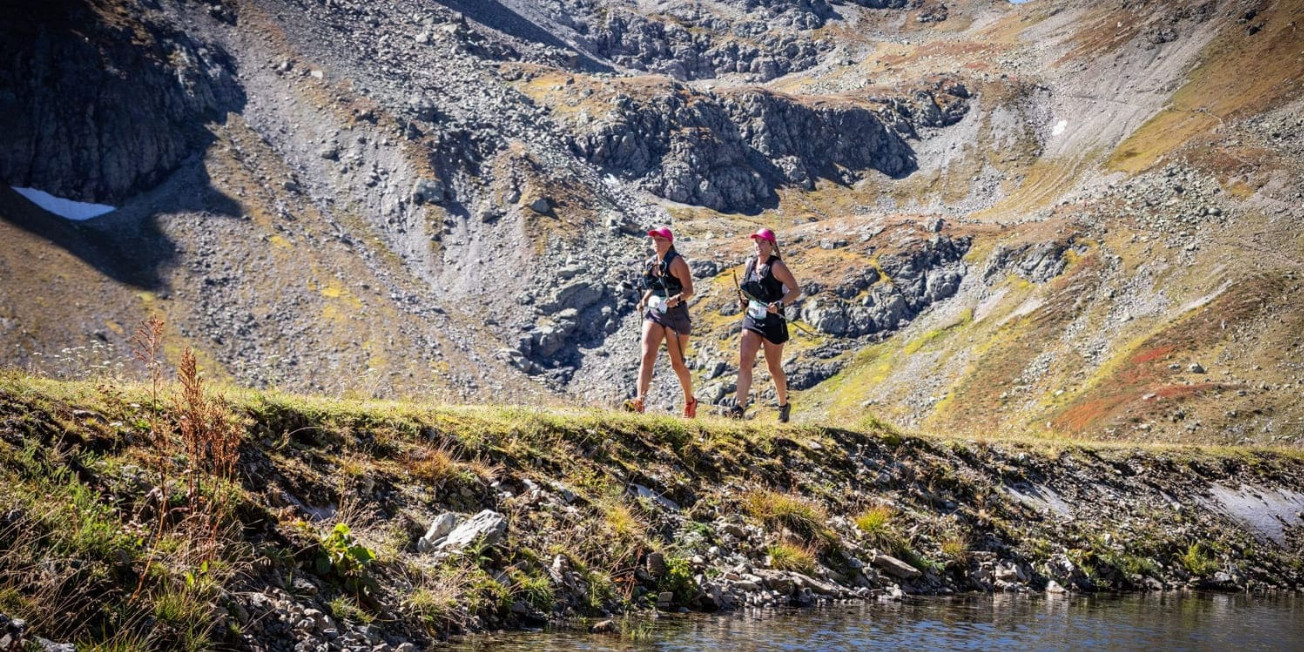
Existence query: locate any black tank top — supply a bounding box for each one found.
[742,255,784,303]
[644,249,684,297]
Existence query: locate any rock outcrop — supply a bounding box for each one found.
[802,234,971,337]
[983,240,1071,284]
[0,0,243,203]
[524,0,837,81]
[571,83,967,211]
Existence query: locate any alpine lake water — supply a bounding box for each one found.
[442,592,1304,651]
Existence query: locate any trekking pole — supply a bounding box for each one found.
[787,315,818,337]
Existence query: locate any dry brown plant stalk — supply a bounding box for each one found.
[131,316,168,527]
[174,347,242,550]
[132,323,244,599]
[130,316,168,600]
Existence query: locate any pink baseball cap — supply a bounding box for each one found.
[749,228,777,243]
[647,226,674,242]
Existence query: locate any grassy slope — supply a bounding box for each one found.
[784,0,1304,443]
[800,219,1304,444]
[3,370,1304,648]
[1107,0,1304,174]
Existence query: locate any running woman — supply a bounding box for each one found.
[732,228,800,422]
[626,226,698,418]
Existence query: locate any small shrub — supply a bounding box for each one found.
[601,499,648,541]
[1180,543,1220,577]
[854,504,906,553]
[338,456,369,479]
[618,614,653,641]
[405,562,508,632]
[152,577,218,652]
[657,555,696,604]
[469,567,513,615]
[510,569,555,612]
[464,455,504,482]
[318,523,377,594]
[462,534,497,568]
[767,542,817,575]
[1121,555,1161,578]
[905,552,944,574]
[856,415,903,444]
[854,504,893,535]
[407,441,460,484]
[405,584,461,632]
[584,569,617,612]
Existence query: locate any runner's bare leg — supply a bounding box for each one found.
[666,331,693,403]
[763,338,788,407]
[638,320,666,400]
[736,329,762,408]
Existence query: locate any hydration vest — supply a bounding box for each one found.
[742,255,785,304]
[644,249,684,298]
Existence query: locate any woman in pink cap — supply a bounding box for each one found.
[625,226,698,418]
[731,227,801,422]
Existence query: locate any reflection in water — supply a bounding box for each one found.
[443,593,1304,651]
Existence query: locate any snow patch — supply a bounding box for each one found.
[12,186,116,221]
[1051,120,1067,136]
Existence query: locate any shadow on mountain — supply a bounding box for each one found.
[0,0,247,289]
[437,0,614,73]
[0,162,243,290]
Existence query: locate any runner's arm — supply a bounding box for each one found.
[667,257,694,307]
[768,260,801,314]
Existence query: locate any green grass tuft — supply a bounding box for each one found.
[767,542,817,575]
[742,489,832,545]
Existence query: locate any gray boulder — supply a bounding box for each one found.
[529,197,552,214]
[985,241,1068,284]
[803,297,849,336]
[411,178,445,205]
[868,287,909,330]
[532,322,573,362]
[846,306,877,336]
[540,280,604,313]
[418,513,462,553]
[439,510,508,552]
[924,267,963,303]
[873,554,921,579]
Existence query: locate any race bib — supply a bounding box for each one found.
[648,295,668,314]
[747,299,769,320]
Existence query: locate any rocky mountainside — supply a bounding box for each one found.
[1,0,1302,444]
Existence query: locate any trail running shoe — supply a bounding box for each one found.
[684,396,698,419]
[727,400,745,419]
[623,397,645,414]
[778,402,791,424]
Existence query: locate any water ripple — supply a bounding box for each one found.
[444,593,1304,651]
